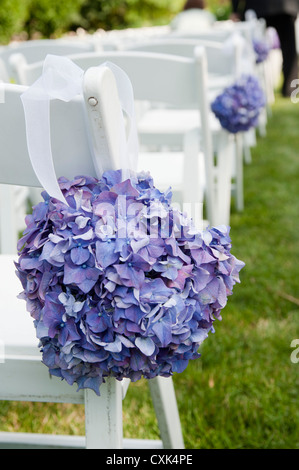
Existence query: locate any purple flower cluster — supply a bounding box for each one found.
[16,170,244,395]
[211,74,266,134]
[253,38,270,64]
[266,27,280,50]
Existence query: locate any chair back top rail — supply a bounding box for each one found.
[0,65,124,188]
[1,39,95,81]
[12,50,204,107]
[123,38,241,77]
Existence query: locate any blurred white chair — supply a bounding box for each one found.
[10,48,237,226]
[93,25,171,52]
[123,37,247,212]
[168,18,269,134]
[218,13,274,133]
[168,27,232,42]
[0,58,29,253]
[0,38,96,83]
[0,38,98,245]
[123,37,241,99]
[0,64,184,449]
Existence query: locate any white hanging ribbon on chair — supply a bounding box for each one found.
[21,54,139,205]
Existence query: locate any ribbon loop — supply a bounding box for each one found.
[42,55,84,101]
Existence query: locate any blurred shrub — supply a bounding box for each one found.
[0,0,231,44]
[0,0,29,43]
[0,0,84,43]
[74,0,131,31]
[74,0,184,32]
[25,0,84,38]
[124,0,184,28]
[206,0,231,20]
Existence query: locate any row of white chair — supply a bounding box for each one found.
[6,38,247,229]
[0,16,274,448]
[0,16,275,244]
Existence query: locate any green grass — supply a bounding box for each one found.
[1,95,299,448]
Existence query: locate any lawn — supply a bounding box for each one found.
[1,94,299,449]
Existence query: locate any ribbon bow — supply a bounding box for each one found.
[21,54,139,205]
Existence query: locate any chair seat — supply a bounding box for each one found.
[138,108,222,137]
[138,149,205,194]
[0,254,89,403]
[0,254,40,358]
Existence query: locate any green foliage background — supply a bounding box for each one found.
[0,0,28,43]
[0,0,231,44]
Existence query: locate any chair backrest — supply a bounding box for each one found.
[64,49,212,158]
[11,50,208,108]
[0,65,124,189]
[0,39,95,82]
[7,49,215,223]
[168,22,257,53]
[123,38,242,80]
[168,28,231,42]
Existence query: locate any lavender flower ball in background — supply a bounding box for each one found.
[266,27,280,50]
[16,170,244,395]
[211,74,266,134]
[253,38,270,64]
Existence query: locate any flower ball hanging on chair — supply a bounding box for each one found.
[16,169,244,395]
[211,74,266,134]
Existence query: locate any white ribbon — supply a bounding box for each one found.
[21,54,139,205]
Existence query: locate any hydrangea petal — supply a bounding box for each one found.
[135,336,155,356]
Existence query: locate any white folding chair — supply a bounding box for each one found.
[123,37,240,99]
[217,16,272,135]
[0,38,98,244]
[122,38,245,215]
[11,49,236,226]
[0,65,184,449]
[124,35,267,213]
[0,39,96,83]
[168,21,268,133]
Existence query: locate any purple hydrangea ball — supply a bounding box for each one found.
[211,74,266,134]
[16,170,244,395]
[253,38,270,63]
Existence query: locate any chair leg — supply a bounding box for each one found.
[243,144,252,165]
[234,133,244,212]
[0,185,18,254]
[215,131,234,226]
[84,377,123,449]
[148,376,184,449]
[182,128,205,230]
